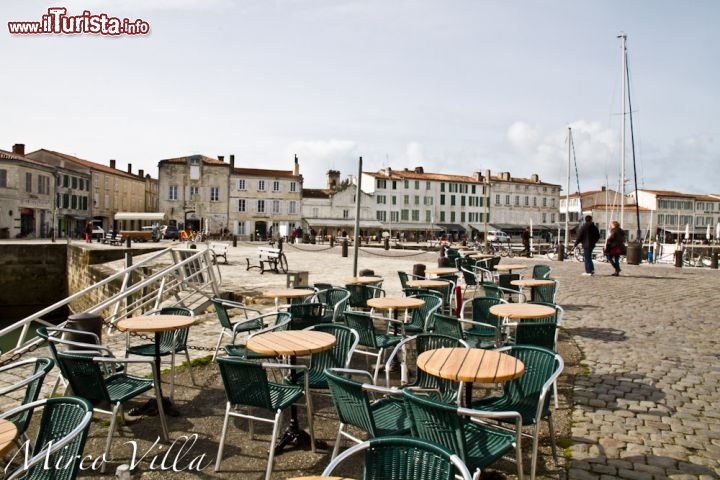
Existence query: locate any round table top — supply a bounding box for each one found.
[406,279,451,288]
[0,419,18,456]
[425,267,459,275]
[494,264,528,271]
[510,279,555,288]
[417,347,525,383]
[247,330,336,356]
[262,288,315,299]
[116,314,195,333]
[367,296,426,310]
[489,303,556,319]
[469,253,494,259]
[344,276,383,285]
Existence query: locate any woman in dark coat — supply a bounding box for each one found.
[605,220,626,276]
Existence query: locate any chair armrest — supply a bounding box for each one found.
[217,299,262,316]
[327,367,374,384]
[0,368,48,396]
[49,326,101,345]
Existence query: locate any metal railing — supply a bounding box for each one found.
[0,246,221,361]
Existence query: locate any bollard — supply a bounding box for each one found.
[329,236,335,248]
[341,239,348,257]
[64,312,103,343]
[384,237,390,250]
[556,243,564,261]
[712,250,718,269]
[125,236,131,248]
[232,235,237,247]
[413,263,426,279]
[674,247,683,268]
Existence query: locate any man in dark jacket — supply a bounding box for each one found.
[574,215,601,275]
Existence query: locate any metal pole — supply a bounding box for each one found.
[483,175,490,251]
[565,127,571,251]
[619,32,627,234]
[352,156,362,276]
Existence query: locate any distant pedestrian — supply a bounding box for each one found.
[521,227,531,257]
[84,222,93,243]
[605,220,626,276]
[574,215,601,276]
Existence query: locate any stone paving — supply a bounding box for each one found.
[2,239,719,479]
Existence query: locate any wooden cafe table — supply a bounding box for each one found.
[510,278,555,302]
[424,267,459,277]
[115,314,195,438]
[343,276,383,285]
[494,264,528,274]
[263,288,315,309]
[247,330,336,453]
[488,302,555,321]
[0,419,18,456]
[417,347,525,406]
[405,279,450,289]
[366,296,425,383]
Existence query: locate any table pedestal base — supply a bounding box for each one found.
[129,397,181,417]
[274,422,327,454]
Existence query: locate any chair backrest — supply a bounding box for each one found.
[150,306,193,350]
[288,302,327,330]
[55,351,113,403]
[406,294,443,331]
[397,271,410,289]
[37,326,114,380]
[532,264,552,279]
[429,279,454,310]
[532,279,558,304]
[2,397,93,480]
[322,287,351,323]
[306,324,360,373]
[322,436,472,480]
[431,313,464,341]
[345,284,384,310]
[480,283,503,299]
[500,345,562,420]
[216,356,274,410]
[211,297,257,330]
[0,357,54,438]
[514,320,557,350]
[497,273,520,292]
[344,311,380,348]
[489,256,502,270]
[458,265,478,287]
[324,368,378,436]
[403,390,469,462]
[463,296,506,330]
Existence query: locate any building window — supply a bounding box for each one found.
[25,173,32,192]
[169,185,177,200]
[450,211,456,222]
[237,179,246,191]
[533,197,537,207]
[343,209,349,219]
[272,200,280,214]
[376,210,386,221]
[495,194,500,205]
[514,196,520,206]
[238,199,246,212]
[414,195,420,205]
[272,180,280,192]
[404,180,409,189]
[426,181,431,190]
[289,200,297,214]
[425,211,431,222]
[392,196,397,205]
[190,186,199,198]
[401,210,409,221]
[38,176,50,195]
[440,211,445,222]
[258,180,266,191]
[543,197,547,207]
[290,181,297,192]
[524,196,529,206]
[377,179,386,188]
[377,195,386,204]
[0,169,6,188]
[450,195,456,206]
[257,200,265,213]
[391,211,399,222]
[412,210,420,221]
[440,195,446,206]
[210,187,219,202]
[71,195,77,209]
[415,180,420,190]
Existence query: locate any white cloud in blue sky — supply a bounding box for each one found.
[2,0,719,194]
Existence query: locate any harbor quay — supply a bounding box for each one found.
[1,239,718,479]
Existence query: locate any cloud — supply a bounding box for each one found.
[404,142,427,165]
[59,0,233,13]
[285,139,359,188]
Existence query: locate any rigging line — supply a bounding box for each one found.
[626,47,642,242]
[570,130,583,212]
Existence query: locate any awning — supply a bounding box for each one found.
[305,218,383,228]
[385,223,442,231]
[434,223,466,233]
[114,212,166,221]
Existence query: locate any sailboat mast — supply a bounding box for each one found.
[619,32,627,235]
[565,127,571,251]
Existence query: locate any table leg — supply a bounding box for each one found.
[128,333,180,421]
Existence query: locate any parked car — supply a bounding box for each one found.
[163,225,179,240]
[91,226,104,241]
[486,230,511,243]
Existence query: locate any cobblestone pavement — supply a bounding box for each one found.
[2,240,719,479]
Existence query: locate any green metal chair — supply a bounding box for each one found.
[125,306,195,400]
[459,296,508,348]
[531,264,552,279]
[223,311,291,360]
[404,389,523,480]
[345,284,385,311]
[430,278,456,314]
[431,312,496,349]
[530,279,559,304]
[497,273,526,303]
[287,302,327,330]
[384,334,468,405]
[0,357,55,445]
[404,293,443,335]
[310,287,351,323]
[215,356,313,480]
[344,311,403,384]
[0,397,93,480]
[471,345,564,480]
[322,436,473,480]
[290,323,359,391]
[210,297,262,360]
[55,348,168,472]
[325,368,411,459]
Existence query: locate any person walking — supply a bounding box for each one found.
[574,215,601,276]
[521,226,531,257]
[605,220,626,276]
[84,221,93,243]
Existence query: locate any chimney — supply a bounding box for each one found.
[414,166,424,174]
[138,169,144,178]
[110,159,116,169]
[485,169,491,181]
[218,155,224,162]
[12,144,25,156]
[474,171,482,182]
[327,170,341,190]
[293,154,299,176]
[531,173,539,183]
[387,167,392,177]
[230,154,235,169]
[127,163,132,174]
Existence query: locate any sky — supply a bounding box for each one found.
[2,0,719,195]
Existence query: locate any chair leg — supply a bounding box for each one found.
[372,349,384,385]
[305,391,315,453]
[265,410,283,480]
[331,424,345,460]
[214,402,232,471]
[184,349,196,385]
[212,331,225,361]
[530,423,541,480]
[101,403,121,473]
